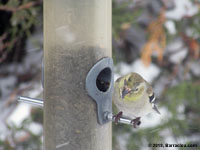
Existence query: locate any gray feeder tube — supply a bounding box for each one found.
[44,0,112,150]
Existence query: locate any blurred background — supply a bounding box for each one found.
[0,0,200,149]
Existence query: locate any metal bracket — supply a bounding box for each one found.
[85,57,114,125]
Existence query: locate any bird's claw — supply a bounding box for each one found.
[131,117,141,128]
[113,111,123,124]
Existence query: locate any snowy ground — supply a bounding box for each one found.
[0,28,43,142]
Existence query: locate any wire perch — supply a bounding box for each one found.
[18,96,136,126]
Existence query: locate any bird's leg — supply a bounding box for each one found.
[113,111,123,124]
[131,117,141,128]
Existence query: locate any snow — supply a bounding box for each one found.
[164,20,176,35]
[186,27,200,39]
[5,81,43,128]
[0,28,43,136]
[166,39,183,52]
[169,48,188,64]
[6,103,32,127]
[0,75,17,99]
[114,59,161,83]
[176,104,185,120]
[114,62,132,81]
[166,0,198,21]
[166,39,188,64]
[154,76,170,97]
[28,122,43,136]
[139,107,172,129]
[177,134,200,144]
[116,133,130,150]
[25,83,43,98]
[160,129,179,150]
[14,130,29,142]
[131,60,160,83]
[160,129,200,149]
[189,61,200,76]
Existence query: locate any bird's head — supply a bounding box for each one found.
[118,73,146,101]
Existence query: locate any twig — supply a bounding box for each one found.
[4,84,33,107]
[18,1,38,11]
[0,33,8,52]
[0,0,42,12]
[0,52,8,63]
[0,38,18,63]
[0,5,16,12]
[0,33,7,42]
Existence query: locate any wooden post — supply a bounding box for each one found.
[44,0,112,150]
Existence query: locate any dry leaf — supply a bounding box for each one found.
[141,8,166,66]
[182,33,200,59]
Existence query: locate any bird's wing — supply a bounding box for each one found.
[144,80,156,103]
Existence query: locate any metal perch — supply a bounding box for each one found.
[18,96,135,126]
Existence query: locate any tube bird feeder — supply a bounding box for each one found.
[44,0,112,150]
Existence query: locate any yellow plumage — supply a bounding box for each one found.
[113,72,159,125]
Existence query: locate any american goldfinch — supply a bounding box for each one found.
[113,72,160,127]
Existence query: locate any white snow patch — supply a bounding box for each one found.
[114,62,132,77]
[114,59,160,83]
[169,48,188,64]
[177,134,200,144]
[114,62,132,81]
[166,39,188,64]
[177,104,185,114]
[166,39,183,53]
[25,83,43,98]
[154,77,171,97]
[131,60,160,83]
[176,104,185,120]
[139,107,172,129]
[189,61,200,76]
[116,133,130,150]
[14,130,28,140]
[160,131,200,149]
[6,103,32,127]
[0,133,6,141]
[185,28,200,39]
[165,20,176,35]
[160,129,179,150]
[0,75,17,99]
[140,138,149,150]
[28,122,43,136]
[166,0,198,21]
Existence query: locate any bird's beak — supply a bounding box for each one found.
[122,87,130,99]
[152,104,160,114]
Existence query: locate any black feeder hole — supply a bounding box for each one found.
[96,67,111,92]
